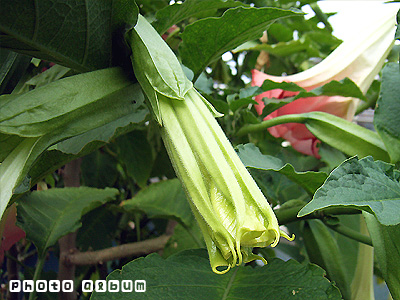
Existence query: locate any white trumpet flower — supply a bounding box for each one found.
[126,15,293,274]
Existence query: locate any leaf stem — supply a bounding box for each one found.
[236,114,308,136]
[324,221,373,246]
[28,255,46,300]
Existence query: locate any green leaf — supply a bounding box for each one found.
[27,106,147,190]
[81,150,118,189]
[302,112,390,162]
[298,156,400,226]
[153,0,244,34]
[16,187,118,257]
[364,212,400,300]
[77,206,118,251]
[294,78,367,101]
[236,143,327,195]
[0,0,138,71]
[226,93,258,113]
[261,79,305,93]
[90,249,341,300]
[235,39,316,57]
[126,14,193,124]
[257,78,366,102]
[24,64,71,89]
[0,68,146,219]
[162,223,205,258]
[302,220,351,300]
[374,62,400,163]
[0,68,135,137]
[0,48,31,94]
[116,131,154,188]
[122,179,193,226]
[180,6,302,78]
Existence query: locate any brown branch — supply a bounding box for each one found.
[65,234,171,266]
[58,159,82,300]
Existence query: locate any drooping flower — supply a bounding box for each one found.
[252,8,397,158]
[0,204,25,264]
[126,15,293,274]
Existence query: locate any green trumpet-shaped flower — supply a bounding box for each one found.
[126,15,293,274]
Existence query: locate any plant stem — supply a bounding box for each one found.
[236,114,307,136]
[28,256,46,300]
[275,203,361,225]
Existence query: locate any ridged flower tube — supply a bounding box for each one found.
[126,15,293,274]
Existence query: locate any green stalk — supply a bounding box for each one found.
[236,114,307,136]
[28,255,46,300]
[324,221,372,246]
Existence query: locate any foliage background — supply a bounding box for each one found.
[0,0,399,299]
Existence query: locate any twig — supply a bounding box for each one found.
[65,234,171,266]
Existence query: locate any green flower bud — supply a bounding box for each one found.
[127,15,293,274]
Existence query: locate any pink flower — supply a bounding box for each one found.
[251,8,396,158]
[252,70,356,157]
[0,204,25,264]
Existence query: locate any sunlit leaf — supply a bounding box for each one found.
[237,143,327,195]
[298,156,400,226]
[180,6,302,78]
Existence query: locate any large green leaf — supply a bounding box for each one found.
[299,112,389,162]
[27,107,147,189]
[77,206,118,251]
[294,78,367,101]
[254,78,366,117]
[16,187,118,257]
[236,143,327,195]
[90,249,341,300]
[298,156,400,226]
[122,179,193,227]
[153,0,244,34]
[374,62,400,163]
[0,68,135,137]
[179,6,302,78]
[0,0,138,71]
[116,130,154,188]
[0,68,145,219]
[81,150,118,189]
[162,223,204,258]
[364,212,400,300]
